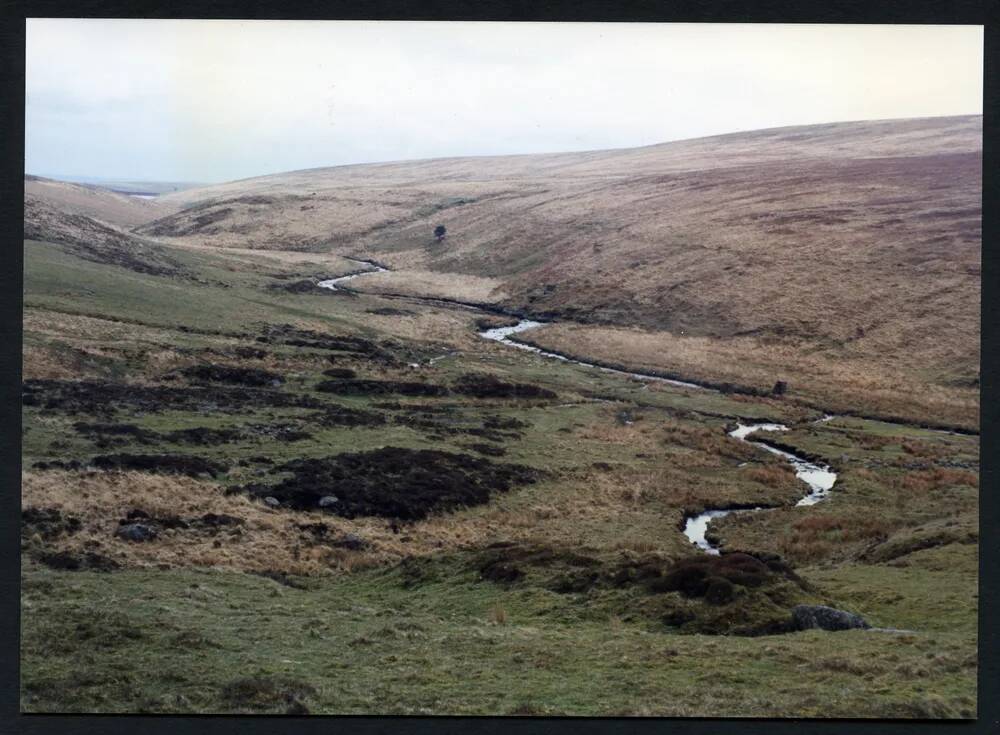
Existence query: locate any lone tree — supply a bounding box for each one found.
[434,225,447,242]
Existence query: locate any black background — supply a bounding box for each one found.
[1,2,996,733]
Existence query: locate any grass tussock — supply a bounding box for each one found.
[744,464,795,488]
[897,468,978,493]
[487,603,509,626]
[220,675,317,713]
[776,514,902,564]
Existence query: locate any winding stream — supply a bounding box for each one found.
[483,322,839,555]
[480,320,703,389]
[318,259,839,555]
[318,260,389,290]
[683,423,837,555]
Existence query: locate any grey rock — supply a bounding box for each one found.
[115,523,157,542]
[318,495,339,508]
[792,604,870,632]
[263,496,281,508]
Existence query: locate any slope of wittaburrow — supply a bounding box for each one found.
[136,115,981,428]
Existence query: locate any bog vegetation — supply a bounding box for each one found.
[20,116,980,717]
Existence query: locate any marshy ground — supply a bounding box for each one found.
[20,117,980,716]
[21,228,979,717]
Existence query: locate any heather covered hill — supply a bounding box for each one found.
[142,116,980,336]
[136,115,982,428]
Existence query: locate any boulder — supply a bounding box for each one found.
[263,496,281,508]
[318,495,339,508]
[115,523,158,543]
[792,604,869,631]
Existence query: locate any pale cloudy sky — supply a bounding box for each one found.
[25,20,983,184]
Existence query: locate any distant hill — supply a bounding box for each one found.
[142,114,981,336]
[34,115,981,427]
[24,176,176,229]
[28,174,206,197]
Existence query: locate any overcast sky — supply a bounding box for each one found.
[25,20,983,184]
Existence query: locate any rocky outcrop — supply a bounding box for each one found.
[792,604,870,631]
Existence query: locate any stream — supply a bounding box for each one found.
[482,323,838,555]
[318,261,389,290]
[683,423,837,555]
[319,258,839,555]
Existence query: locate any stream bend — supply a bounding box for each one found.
[319,260,839,555]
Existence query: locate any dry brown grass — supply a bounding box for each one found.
[346,268,509,304]
[775,514,902,564]
[132,115,980,430]
[521,322,978,430]
[900,440,947,459]
[23,458,715,573]
[897,468,978,493]
[21,470,448,575]
[743,464,795,488]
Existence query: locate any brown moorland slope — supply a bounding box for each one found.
[25,175,174,228]
[123,116,983,427]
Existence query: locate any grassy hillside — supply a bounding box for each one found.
[21,228,979,716]
[130,115,981,429]
[21,116,980,716]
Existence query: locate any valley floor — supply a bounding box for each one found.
[20,236,979,716]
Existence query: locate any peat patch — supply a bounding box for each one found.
[452,373,557,400]
[179,364,282,387]
[308,406,386,427]
[113,509,245,536]
[243,423,313,443]
[22,507,82,540]
[537,550,821,635]
[35,550,120,572]
[268,278,321,294]
[73,422,158,448]
[642,553,808,601]
[366,307,416,316]
[464,443,507,457]
[240,447,542,519]
[23,379,323,417]
[322,368,357,379]
[164,427,245,446]
[484,416,531,431]
[316,379,449,397]
[90,453,227,478]
[474,542,602,587]
[257,325,402,365]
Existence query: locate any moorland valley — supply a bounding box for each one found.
[21,115,980,716]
